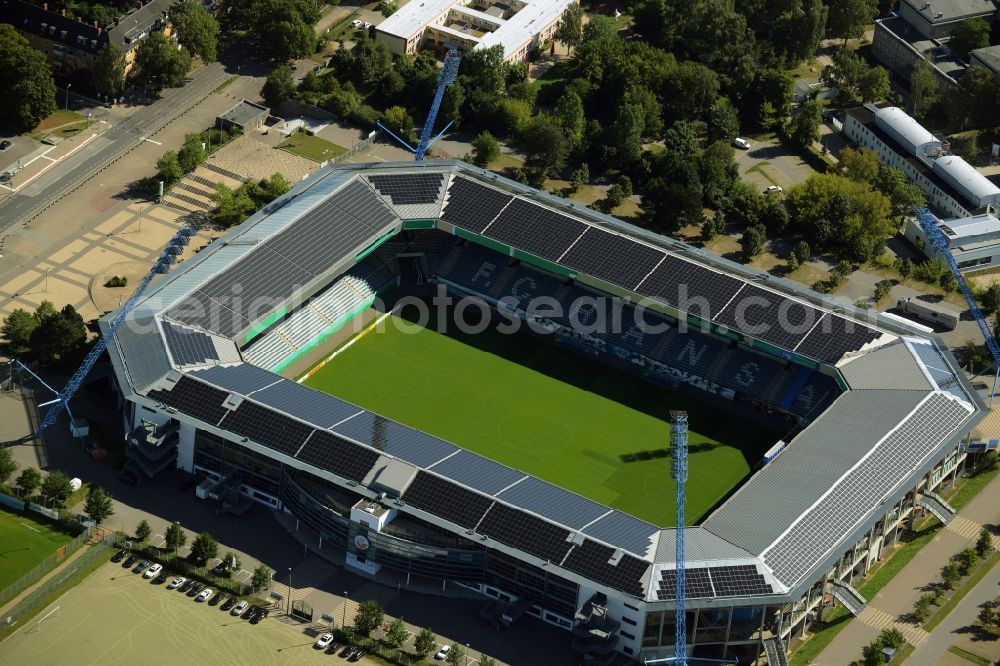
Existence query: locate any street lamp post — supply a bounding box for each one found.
[342,590,348,631]
[286,567,292,615]
[465,643,471,666]
[65,84,72,110]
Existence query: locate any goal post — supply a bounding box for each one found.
[28,606,59,633]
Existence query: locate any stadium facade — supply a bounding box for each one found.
[103,161,985,664]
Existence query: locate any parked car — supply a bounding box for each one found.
[186,583,205,597]
[132,560,150,574]
[764,185,783,194]
[0,140,12,151]
[167,576,186,590]
[434,645,451,660]
[111,548,127,563]
[314,633,335,649]
[241,604,256,619]
[350,19,363,28]
[732,137,750,150]
[325,641,342,654]
[231,600,248,616]
[196,588,213,602]
[339,645,355,657]
[208,591,226,606]
[221,595,238,611]
[123,554,137,568]
[179,579,195,593]
[143,563,162,579]
[154,570,169,584]
[349,650,365,662]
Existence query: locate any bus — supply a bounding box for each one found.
[897,297,961,330]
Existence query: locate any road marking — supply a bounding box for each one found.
[140,137,162,146]
[41,155,57,163]
[11,133,99,192]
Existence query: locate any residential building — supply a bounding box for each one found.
[2,0,174,82]
[843,104,1000,218]
[375,0,575,62]
[969,44,1000,73]
[898,0,998,40]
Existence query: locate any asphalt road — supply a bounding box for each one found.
[0,62,229,235]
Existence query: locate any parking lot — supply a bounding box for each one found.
[0,560,378,665]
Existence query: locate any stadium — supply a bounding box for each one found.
[103,161,986,664]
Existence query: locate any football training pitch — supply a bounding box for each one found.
[0,508,74,591]
[0,561,373,666]
[302,310,782,526]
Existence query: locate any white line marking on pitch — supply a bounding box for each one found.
[297,311,392,383]
[22,523,41,533]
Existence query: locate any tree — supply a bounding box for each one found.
[827,0,878,43]
[554,91,585,150]
[92,43,125,100]
[878,627,905,650]
[949,18,991,61]
[134,32,192,90]
[555,3,583,53]
[251,565,272,590]
[941,271,957,293]
[382,105,415,144]
[910,59,940,119]
[858,65,890,103]
[446,644,465,666]
[0,447,18,487]
[353,599,384,637]
[471,131,500,167]
[520,115,568,177]
[898,257,912,279]
[178,133,207,173]
[249,0,318,61]
[29,304,87,367]
[261,63,295,110]
[823,48,887,103]
[862,639,884,666]
[356,36,394,86]
[480,656,498,666]
[942,561,962,589]
[947,67,1000,130]
[83,485,114,525]
[839,147,881,183]
[164,521,186,554]
[791,99,822,149]
[190,531,218,563]
[0,24,56,132]
[220,551,241,576]
[794,240,812,265]
[170,1,220,61]
[874,279,893,302]
[40,470,73,505]
[741,224,767,260]
[977,601,998,631]
[384,617,408,649]
[912,594,932,621]
[135,519,151,542]
[976,528,994,558]
[708,97,740,143]
[211,182,256,227]
[15,467,42,499]
[874,165,925,218]
[1,308,38,356]
[156,151,184,185]
[957,547,979,575]
[414,628,437,658]
[750,69,793,130]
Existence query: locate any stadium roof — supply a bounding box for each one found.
[103,161,984,604]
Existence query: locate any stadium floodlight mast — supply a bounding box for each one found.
[377,49,461,161]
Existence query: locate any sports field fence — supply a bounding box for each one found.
[0,524,94,608]
[0,534,111,642]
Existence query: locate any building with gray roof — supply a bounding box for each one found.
[103,161,984,663]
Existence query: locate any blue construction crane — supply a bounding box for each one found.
[377,49,461,160]
[32,225,196,438]
[915,207,1000,406]
[670,410,689,666]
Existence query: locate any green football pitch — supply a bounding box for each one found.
[302,309,782,526]
[0,507,74,591]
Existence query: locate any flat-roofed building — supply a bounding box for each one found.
[898,0,999,39]
[375,0,575,62]
[904,211,1000,271]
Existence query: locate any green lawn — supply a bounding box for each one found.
[278,130,347,162]
[302,308,781,526]
[0,507,74,591]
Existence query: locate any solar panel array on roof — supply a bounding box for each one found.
[146,376,231,426]
[581,511,659,556]
[252,379,361,429]
[218,400,313,457]
[401,471,495,529]
[161,321,220,366]
[909,342,966,400]
[428,449,528,496]
[367,173,445,206]
[559,228,665,290]
[334,413,459,468]
[763,392,969,585]
[188,363,281,395]
[484,199,588,261]
[497,476,609,530]
[794,314,881,363]
[562,539,648,598]
[710,565,773,597]
[656,566,714,600]
[636,256,745,317]
[440,176,513,233]
[296,429,381,483]
[714,284,823,351]
[478,502,573,563]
